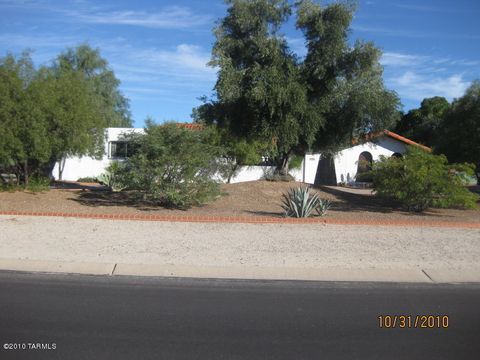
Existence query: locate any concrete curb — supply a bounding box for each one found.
[0,259,115,276]
[1,258,479,283]
[1,210,479,229]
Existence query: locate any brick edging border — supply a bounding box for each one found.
[0,210,479,229]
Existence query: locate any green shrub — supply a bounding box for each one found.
[113,122,222,209]
[289,154,304,170]
[97,162,126,192]
[76,177,98,183]
[371,147,479,212]
[25,176,51,192]
[281,187,331,218]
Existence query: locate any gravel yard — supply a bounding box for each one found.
[0,181,479,224]
[1,215,479,270]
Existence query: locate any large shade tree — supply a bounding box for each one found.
[55,44,132,128]
[196,0,400,176]
[435,81,480,175]
[0,47,124,182]
[394,96,450,147]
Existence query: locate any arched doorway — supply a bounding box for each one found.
[356,151,373,182]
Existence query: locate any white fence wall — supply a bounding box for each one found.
[54,128,309,183]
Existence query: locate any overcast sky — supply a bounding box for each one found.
[1,0,479,126]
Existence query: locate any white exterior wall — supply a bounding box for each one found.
[333,137,406,184]
[53,127,305,183]
[52,128,144,181]
[302,136,408,185]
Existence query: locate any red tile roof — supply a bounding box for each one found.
[352,130,432,152]
[176,123,203,130]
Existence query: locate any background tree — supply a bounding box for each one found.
[435,81,480,177]
[394,96,450,147]
[0,52,50,184]
[0,48,121,183]
[56,44,132,127]
[36,65,106,179]
[197,0,400,177]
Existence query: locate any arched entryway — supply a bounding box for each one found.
[356,151,373,182]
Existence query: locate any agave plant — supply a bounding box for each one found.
[96,171,125,192]
[281,187,330,218]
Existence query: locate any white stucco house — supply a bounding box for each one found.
[53,127,429,186]
[52,126,303,183]
[302,130,431,186]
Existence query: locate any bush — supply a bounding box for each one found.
[97,162,126,192]
[76,177,98,183]
[25,176,51,192]
[371,147,479,212]
[281,187,331,218]
[113,122,222,209]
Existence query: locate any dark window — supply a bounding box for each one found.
[109,141,129,158]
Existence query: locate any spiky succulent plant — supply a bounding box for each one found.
[281,187,330,218]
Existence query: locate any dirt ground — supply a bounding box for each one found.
[0,181,479,224]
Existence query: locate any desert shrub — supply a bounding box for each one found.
[25,176,51,192]
[113,122,222,209]
[76,177,98,183]
[282,187,331,218]
[371,147,479,212]
[97,162,126,192]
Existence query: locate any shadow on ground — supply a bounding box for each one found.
[316,186,452,219]
[70,190,175,212]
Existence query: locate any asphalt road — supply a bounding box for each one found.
[0,272,479,360]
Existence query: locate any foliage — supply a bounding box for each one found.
[281,186,331,217]
[202,125,267,183]
[196,0,400,176]
[435,81,480,176]
[55,44,132,127]
[371,147,478,212]
[25,176,51,192]
[289,154,304,170]
[395,96,450,147]
[113,122,222,209]
[97,162,126,192]
[76,177,98,183]
[0,52,51,184]
[0,46,128,184]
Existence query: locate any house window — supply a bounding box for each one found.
[109,141,131,158]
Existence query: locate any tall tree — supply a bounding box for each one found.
[56,44,132,127]
[297,0,400,151]
[0,51,110,182]
[0,52,50,184]
[435,81,480,174]
[36,65,106,179]
[395,96,450,147]
[197,0,400,176]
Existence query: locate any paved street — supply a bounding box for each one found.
[0,272,479,359]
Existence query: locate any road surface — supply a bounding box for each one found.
[0,272,479,359]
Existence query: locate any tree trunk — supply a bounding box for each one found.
[23,160,29,186]
[275,152,292,176]
[58,157,66,181]
[227,163,239,184]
